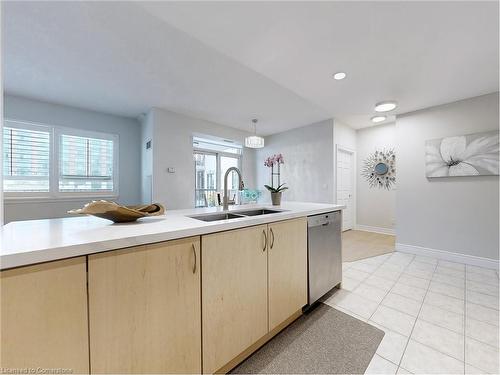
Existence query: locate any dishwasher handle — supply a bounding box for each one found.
[307,212,339,228]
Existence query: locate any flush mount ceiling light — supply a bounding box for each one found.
[245,119,265,148]
[375,101,398,112]
[333,72,347,80]
[371,115,387,123]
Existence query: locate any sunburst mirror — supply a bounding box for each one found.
[362,149,396,189]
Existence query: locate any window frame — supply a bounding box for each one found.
[3,118,119,201]
[54,126,119,199]
[193,142,242,208]
[3,119,54,200]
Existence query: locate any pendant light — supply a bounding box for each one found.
[245,118,265,148]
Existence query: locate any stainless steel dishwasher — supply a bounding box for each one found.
[307,211,342,305]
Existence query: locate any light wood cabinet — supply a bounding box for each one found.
[202,225,269,374]
[268,218,308,330]
[1,216,310,374]
[0,257,89,373]
[202,218,308,373]
[88,237,201,374]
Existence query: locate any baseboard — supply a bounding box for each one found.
[355,224,395,236]
[396,243,499,270]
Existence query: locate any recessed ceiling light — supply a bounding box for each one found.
[333,72,347,80]
[371,115,387,123]
[375,101,397,112]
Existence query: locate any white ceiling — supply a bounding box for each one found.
[3,1,499,133]
[2,1,328,135]
[139,1,499,129]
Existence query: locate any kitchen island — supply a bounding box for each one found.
[1,201,343,374]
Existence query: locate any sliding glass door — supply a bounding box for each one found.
[194,152,217,207]
[194,151,241,208]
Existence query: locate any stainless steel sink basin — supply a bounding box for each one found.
[233,209,284,216]
[188,208,287,222]
[189,213,245,222]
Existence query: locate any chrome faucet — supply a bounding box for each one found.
[223,167,244,211]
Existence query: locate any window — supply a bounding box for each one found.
[220,155,239,191]
[193,136,242,207]
[3,119,118,198]
[3,124,50,193]
[59,134,114,192]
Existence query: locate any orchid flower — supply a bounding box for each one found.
[264,154,285,167]
[264,156,275,167]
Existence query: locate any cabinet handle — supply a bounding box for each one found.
[191,243,197,274]
[270,228,275,249]
[262,229,267,252]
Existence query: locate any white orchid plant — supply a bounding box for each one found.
[264,153,287,192]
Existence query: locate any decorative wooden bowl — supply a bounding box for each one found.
[68,200,165,223]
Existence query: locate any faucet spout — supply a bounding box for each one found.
[223,167,244,211]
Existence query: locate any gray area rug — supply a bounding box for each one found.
[231,303,384,374]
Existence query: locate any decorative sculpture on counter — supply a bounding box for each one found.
[68,200,165,223]
[362,149,396,190]
[240,189,263,204]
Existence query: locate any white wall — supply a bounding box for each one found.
[334,120,357,152]
[396,93,499,261]
[256,119,335,203]
[356,123,396,232]
[332,120,357,226]
[140,111,154,204]
[0,5,3,225]
[3,95,142,223]
[148,107,257,209]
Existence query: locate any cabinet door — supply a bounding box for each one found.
[0,257,89,373]
[268,218,308,330]
[88,237,201,374]
[202,225,268,374]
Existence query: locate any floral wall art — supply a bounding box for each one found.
[425,130,499,177]
[362,149,396,190]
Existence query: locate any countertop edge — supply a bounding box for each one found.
[1,203,344,270]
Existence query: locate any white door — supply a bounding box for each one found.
[336,148,354,231]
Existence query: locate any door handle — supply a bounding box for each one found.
[270,228,275,249]
[262,229,267,251]
[191,243,197,274]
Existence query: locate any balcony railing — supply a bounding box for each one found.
[195,189,239,208]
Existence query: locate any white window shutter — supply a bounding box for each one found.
[3,126,50,192]
[59,134,114,192]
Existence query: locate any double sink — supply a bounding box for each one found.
[189,208,286,222]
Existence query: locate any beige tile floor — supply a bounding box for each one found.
[324,252,500,375]
[342,230,395,262]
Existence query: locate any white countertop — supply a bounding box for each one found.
[0,202,344,270]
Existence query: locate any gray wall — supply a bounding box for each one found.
[148,107,257,209]
[356,123,396,231]
[256,119,335,204]
[396,93,499,260]
[4,94,141,222]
